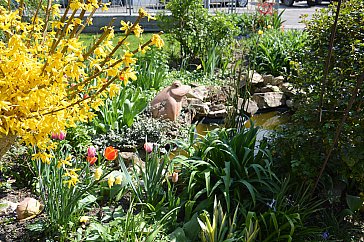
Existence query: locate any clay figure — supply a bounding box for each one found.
[151,81,191,121]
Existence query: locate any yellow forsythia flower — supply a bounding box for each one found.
[94,167,103,180]
[258,30,264,35]
[108,175,115,188]
[151,34,164,49]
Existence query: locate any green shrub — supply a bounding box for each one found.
[158,0,239,70]
[273,0,364,190]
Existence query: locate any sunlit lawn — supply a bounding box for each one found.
[79,32,171,56]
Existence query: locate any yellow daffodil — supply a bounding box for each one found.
[108,175,115,188]
[79,216,90,223]
[57,155,73,168]
[115,175,122,185]
[63,169,80,188]
[94,167,103,180]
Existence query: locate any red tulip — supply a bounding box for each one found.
[87,156,97,166]
[104,146,118,161]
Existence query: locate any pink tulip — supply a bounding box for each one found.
[144,142,154,153]
[58,131,66,140]
[87,146,97,157]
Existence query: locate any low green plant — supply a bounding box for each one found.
[76,200,175,241]
[92,87,148,133]
[198,198,243,242]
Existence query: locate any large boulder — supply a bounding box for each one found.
[252,92,286,109]
[238,98,259,115]
[186,86,208,101]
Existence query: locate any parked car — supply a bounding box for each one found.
[160,0,248,8]
[281,0,332,7]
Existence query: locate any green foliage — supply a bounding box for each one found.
[249,29,308,77]
[134,47,169,91]
[92,87,148,133]
[274,0,364,190]
[174,124,279,215]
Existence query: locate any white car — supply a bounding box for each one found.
[209,0,249,7]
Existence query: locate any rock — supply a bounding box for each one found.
[280,82,297,97]
[0,200,18,215]
[261,85,281,93]
[252,92,286,109]
[240,71,264,87]
[151,81,191,121]
[187,98,203,105]
[186,86,208,101]
[190,103,210,115]
[119,152,140,167]
[16,197,43,220]
[210,104,225,112]
[238,98,259,115]
[207,109,227,118]
[286,99,294,108]
[273,76,285,85]
[251,72,264,84]
[263,74,274,85]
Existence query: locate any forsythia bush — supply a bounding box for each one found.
[0,2,163,159]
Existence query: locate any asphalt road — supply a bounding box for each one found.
[279,1,331,29]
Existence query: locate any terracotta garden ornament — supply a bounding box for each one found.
[151,81,191,121]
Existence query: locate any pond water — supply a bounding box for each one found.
[196,111,290,136]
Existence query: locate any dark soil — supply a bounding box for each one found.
[0,188,44,242]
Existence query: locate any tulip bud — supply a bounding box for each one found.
[172,172,179,183]
[87,156,97,166]
[87,146,97,157]
[51,132,59,140]
[144,142,154,153]
[58,131,66,140]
